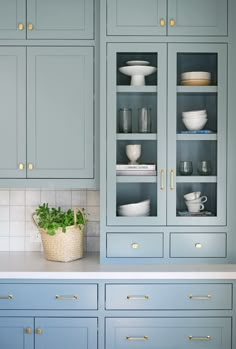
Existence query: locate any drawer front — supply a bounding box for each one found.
[0,284,97,310]
[105,284,232,310]
[106,233,163,258]
[170,233,227,258]
[106,318,231,349]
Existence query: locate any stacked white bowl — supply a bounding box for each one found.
[182,109,208,131]
[181,71,211,86]
[118,200,150,217]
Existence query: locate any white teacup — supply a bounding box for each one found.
[185,201,204,213]
[184,191,201,201]
[190,196,207,204]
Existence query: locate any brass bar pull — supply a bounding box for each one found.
[169,18,176,27]
[18,23,24,30]
[160,18,165,27]
[0,294,13,299]
[126,336,148,341]
[36,328,42,335]
[170,169,174,190]
[189,294,212,300]
[55,294,78,300]
[189,335,211,341]
[25,328,31,335]
[28,23,33,30]
[127,295,149,300]
[160,169,165,190]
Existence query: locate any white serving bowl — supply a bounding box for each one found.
[182,110,207,118]
[182,117,207,131]
[184,191,201,201]
[119,65,157,86]
[118,200,150,217]
[181,71,211,81]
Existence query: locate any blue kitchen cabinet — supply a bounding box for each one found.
[0,47,26,178]
[106,0,227,36]
[0,0,94,40]
[0,318,34,349]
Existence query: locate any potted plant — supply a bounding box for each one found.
[32,203,87,262]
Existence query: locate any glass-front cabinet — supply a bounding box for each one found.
[106,43,227,227]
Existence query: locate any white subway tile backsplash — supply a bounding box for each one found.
[10,221,25,237]
[0,222,10,236]
[10,206,25,221]
[0,237,10,251]
[26,190,41,206]
[72,190,87,207]
[0,190,10,205]
[55,190,72,206]
[86,206,100,222]
[41,190,56,206]
[10,190,25,205]
[87,237,100,252]
[86,222,100,237]
[10,237,25,251]
[0,206,10,220]
[87,190,100,206]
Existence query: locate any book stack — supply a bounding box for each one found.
[116,164,156,176]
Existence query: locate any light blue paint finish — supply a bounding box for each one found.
[27,46,94,179]
[27,0,94,39]
[0,0,26,39]
[170,233,227,257]
[107,233,163,257]
[0,47,26,178]
[0,318,34,349]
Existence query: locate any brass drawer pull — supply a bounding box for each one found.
[189,294,212,300]
[160,169,165,190]
[126,336,148,341]
[0,294,13,300]
[189,335,211,341]
[127,295,149,300]
[170,169,174,190]
[55,294,78,300]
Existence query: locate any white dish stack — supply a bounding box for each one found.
[118,200,150,217]
[182,109,208,131]
[181,71,211,86]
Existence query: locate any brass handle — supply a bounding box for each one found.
[25,328,31,334]
[189,336,211,341]
[169,18,176,27]
[18,23,24,30]
[127,295,149,300]
[36,328,42,335]
[28,23,33,30]
[170,169,174,190]
[55,294,78,300]
[18,163,24,170]
[160,18,165,27]
[189,294,212,300]
[195,243,202,249]
[126,336,148,341]
[0,294,13,300]
[131,243,139,249]
[28,163,33,170]
[160,169,165,190]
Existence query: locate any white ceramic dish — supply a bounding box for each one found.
[119,65,157,86]
[182,110,207,118]
[181,71,211,80]
[118,200,150,217]
[126,60,150,66]
[182,117,207,131]
[184,191,201,201]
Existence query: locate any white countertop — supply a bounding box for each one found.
[0,252,235,279]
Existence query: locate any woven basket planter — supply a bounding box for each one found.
[32,208,84,262]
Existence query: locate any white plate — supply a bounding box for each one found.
[126,60,150,66]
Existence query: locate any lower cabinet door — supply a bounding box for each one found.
[106,318,231,349]
[0,318,34,349]
[35,318,97,349]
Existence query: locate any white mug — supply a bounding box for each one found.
[185,201,204,213]
[190,196,207,204]
[184,191,201,201]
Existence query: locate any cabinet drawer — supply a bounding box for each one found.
[105,284,232,310]
[106,233,163,257]
[170,233,227,257]
[0,284,97,310]
[106,318,231,349]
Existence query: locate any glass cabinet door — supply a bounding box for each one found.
[167,44,227,225]
[107,43,167,226]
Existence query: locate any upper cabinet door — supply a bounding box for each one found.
[0,0,26,39]
[27,0,94,39]
[27,47,94,179]
[168,0,228,36]
[107,0,167,36]
[0,47,26,178]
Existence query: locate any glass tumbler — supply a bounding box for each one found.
[119,108,132,133]
[138,107,151,133]
[179,161,193,176]
[197,160,212,175]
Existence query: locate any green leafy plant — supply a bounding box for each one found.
[35,203,87,236]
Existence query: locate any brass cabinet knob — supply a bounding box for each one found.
[18,23,24,30]
[160,18,165,27]
[169,18,176,27]
[36,328,42,335]
[28,163,33,170]
[25,328,31,334]
[28,23,33,30]
[18,163,25,170]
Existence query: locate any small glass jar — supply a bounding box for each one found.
[119,108,132,133]
[179,161,193,176]
[138,107,151,133]
[197,160,212,175]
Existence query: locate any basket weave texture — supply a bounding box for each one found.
[32,208,84,263]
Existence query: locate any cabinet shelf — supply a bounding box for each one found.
[117,86,157,93]
[116,176,157,183]
[177,86,218,93]
[176,133,217,141]
[176,176,217,183]
[117,133,157,140]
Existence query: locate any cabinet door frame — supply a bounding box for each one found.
[0,317,33,349]
[106,43,167,226]
[0,0,26,39]
[167,43,227,225]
